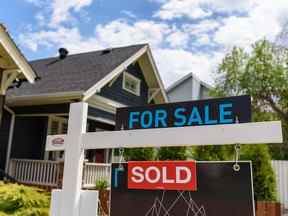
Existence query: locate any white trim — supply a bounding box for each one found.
[148,88,161,103]
[4,105,15,173]
[87,116,115,125]
[108,73,121,87]
[166,72,213,93]
[87,94,126,114]
[166,73,192,92]
[6,91,83,106]
[1,69,20,94]
[0,24,36,83]
[82,45,148,101]
[146,46,168,103]
[122,71,141,96]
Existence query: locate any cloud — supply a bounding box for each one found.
[19,27,102,53]
[25,0,93,26]
[94,20,171,48]
[154,0,212,20]
[50,0,93,26]
[21,0,288,87]
[214,0,288,49]
[153,48,219,86]
[153,0,254,20]
[165,30,189,48]
[19,17,216,86]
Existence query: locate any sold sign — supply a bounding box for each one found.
[128,161,197,191]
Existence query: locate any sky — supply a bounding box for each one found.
[1,0,288,87]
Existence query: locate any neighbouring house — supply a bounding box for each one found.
[166,72,212,102]
[0,44,168,182]
[0,23,38,174]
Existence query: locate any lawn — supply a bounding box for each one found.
[0,182,50,216]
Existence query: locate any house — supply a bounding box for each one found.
[0,23,38,174]
[0,44,168,175]
[166,72,212,102]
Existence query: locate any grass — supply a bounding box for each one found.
[0,182,50,216]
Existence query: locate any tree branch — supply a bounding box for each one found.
[265,96,288,121]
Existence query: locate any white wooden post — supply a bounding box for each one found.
[57,102,87,216]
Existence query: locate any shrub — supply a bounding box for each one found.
[95,179,109,191]
[157,147,188,160]
[240,145,277,201]
[0,182,50,216]
[124,148,155,161]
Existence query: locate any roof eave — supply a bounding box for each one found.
[0,24,37,83]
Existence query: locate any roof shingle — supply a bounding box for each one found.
[7,44,146,97]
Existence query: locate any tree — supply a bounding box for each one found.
[212,39,288,159]
[207,39,283,201]
[157,147,188,160]
[192,145,233,161]
[123,148,155,161]
[240,145,277,201]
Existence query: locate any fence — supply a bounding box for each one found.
[271,160,288,211]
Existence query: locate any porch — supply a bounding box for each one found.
[8,158,111,189]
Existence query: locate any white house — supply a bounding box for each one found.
[166,72,212,102]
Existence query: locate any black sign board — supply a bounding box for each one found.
[110,162,255,216]
[116,95,251,130]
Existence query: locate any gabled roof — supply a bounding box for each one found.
[166,72,212,93]
[6,44,168,105]
[0,24,37,88]
[7,44,146,97]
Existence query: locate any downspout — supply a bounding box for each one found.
[4,105,15,173]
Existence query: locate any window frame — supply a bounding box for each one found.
[122,71,141,96]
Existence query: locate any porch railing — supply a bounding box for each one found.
[9,159,61,187]
[8,159,111,189]
[82,162,111,188]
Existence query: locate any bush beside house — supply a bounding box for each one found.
[0,182,50,216]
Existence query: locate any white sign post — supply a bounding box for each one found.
[48,102,283,216]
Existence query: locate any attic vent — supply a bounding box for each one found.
[58,48,69,59]
[101,48,112,55]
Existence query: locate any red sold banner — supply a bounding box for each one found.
[128,161,197,191]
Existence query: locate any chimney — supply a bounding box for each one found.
[58,48,69,59]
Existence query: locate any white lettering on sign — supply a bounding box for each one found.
[128,161,197,191]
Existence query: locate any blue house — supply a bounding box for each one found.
[0,44,167,174]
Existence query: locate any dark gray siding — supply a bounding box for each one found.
[88,106,115,121]
[99,62,149,106]
[10,117,48,160]
[13,103,70,115]
[0,110,12,170]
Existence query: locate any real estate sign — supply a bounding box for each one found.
[111,162,255,216]
[116,95,251,130]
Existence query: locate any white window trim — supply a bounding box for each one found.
[122,71,141,96]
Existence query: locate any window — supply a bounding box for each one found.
[122,72,141,96]
[48,116,68,135]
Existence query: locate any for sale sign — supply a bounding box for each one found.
[111,162,255,216]
[116,95,251,130]
[128,161,197,191]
